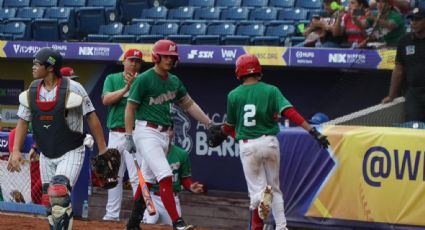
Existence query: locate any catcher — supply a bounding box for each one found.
[7,47,114,230]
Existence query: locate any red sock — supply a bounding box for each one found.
[159,176,179,222]
[251,208,264,230]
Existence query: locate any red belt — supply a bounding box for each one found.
[111,127,126,133]
[146,121,170,132]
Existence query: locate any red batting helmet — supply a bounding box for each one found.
[235,54,262,80]
[151,39,179,64]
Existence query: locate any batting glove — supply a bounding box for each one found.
[309,127,330,149]
[124,134,137,153]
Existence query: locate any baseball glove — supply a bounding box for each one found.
[92,148,121,189]
[207,124,228,147]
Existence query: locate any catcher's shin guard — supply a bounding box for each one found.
[47,175,73,230]
[126,192,146,230]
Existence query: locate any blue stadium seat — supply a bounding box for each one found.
[164,0,188,8]
[76,7,106,36]
[295,0,322,9]
[242,0,268,8]
[59,0,86,8]
[141,6,168,20]
[86,22,123,42]
[168,21,207,44]
[289,35,305,46]
[221,7,249,21]
[269,0,295,8]
[195,22,236,44]
[44,7,76,39]
[32,18,60,41]
[87,0,118,22]
[118,0,150,23]
[225,22,265,45]
[193,7,221,20]
[252,23,295,45]
[138,21,178,43]
[111,21,151,43]
[16,7,45,20]
[308,9,325,19]
[278,8,308,21]
[216,0,241,7]
[249,7,277,21]
[31,0,58,7]
[0,8,17,22]
[168,6,195,20]
[0,21,30,40]
[4,0,30,8]
[188,0,215,7]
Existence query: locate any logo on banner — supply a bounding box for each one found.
[329,53,366,64]
[187,49,214,59]
[0,138,7,148]
[78,46,110,56]
[295,51,315,64]
[13,44,40,54]
[221,49,237,61]
[171,106,192,152]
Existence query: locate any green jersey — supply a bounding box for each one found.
[102,72,127,129]
[128,68,187,126]
[151,145,192,193]
[226,82,292,141]
[366,10,405,46]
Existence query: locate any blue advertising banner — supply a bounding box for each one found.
[0,79,23,105]
[178,45,245,64]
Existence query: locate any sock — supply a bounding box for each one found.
[159,176,179,222]
[251,208,264,230]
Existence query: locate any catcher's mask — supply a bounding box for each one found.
[235,54,262,80]
[151,39,179,67]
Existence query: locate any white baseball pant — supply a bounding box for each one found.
[142,191,181,225]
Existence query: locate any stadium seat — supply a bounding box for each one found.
[216,0,241,7]
[168,6,195,20]
[269,0,295,8]
[242,0,268,8]
[0,8,17,22]
[16,7,45,20]
[141,6,168,20]
[188,0,215,7]
[164,0,188,8]
[249,7,277,21]
[31,0,58,7]
[168,21,207,44]
[195,22,236,44]
[193,7,221,20]
[252,23,295,45]
[0,21,30,40]
[138,21,178,43]
[4,0,30,8]
[58,0,86,8]
[118,0,150,23]
[44,7,76,39]
[295,0,322,9]
[278,8,308,21]
[289,35,305,46]
[87,0,118,22]
[76,7,106,37]
[111,21,151,43]
[86,22,123,42]
[221,7,249,21]
[32,18,60,41]
[225,22,265,45]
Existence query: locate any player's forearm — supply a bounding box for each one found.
[102,87,129,106]
[86,112,107,153]
[13,119,29,153]
[388,63,405,98]
[125,101,137,134]
[186,102,211,127]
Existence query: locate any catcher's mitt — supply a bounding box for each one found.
[207,124,228,147]
[92,148,121,189]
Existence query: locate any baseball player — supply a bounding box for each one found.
[7,47,108,230]
[219,54,330,230]
[141,125,205,225]
[124,39,212,230]
[101,49,144,221]
[60,67,79,81]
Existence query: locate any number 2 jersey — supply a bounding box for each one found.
[226,82,292,141]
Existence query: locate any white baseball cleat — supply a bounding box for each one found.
[258,185,273,220]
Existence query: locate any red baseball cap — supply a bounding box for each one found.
[123,49,143,60]
[60,66,79,80]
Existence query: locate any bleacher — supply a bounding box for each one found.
[0,0,419,45]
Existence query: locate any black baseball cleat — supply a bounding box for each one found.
[173,218,195,230]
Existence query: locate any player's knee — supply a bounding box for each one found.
[48,175,72,207]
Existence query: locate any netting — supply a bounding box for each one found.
[324,97,406,127]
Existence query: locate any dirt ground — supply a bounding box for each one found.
[0,212,212,230]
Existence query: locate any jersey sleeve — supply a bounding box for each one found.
[71,81,95,116]
[274,87,292,114]
[17,104,31,121]
[128,75,144,104]
[102,75,114,96]
[175,77,188,101]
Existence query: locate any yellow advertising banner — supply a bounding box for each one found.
[307,125,425,226]
[377,49,396,70]
[121,44,154,63]
[0,41,7,58]
[244,46,287,66]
